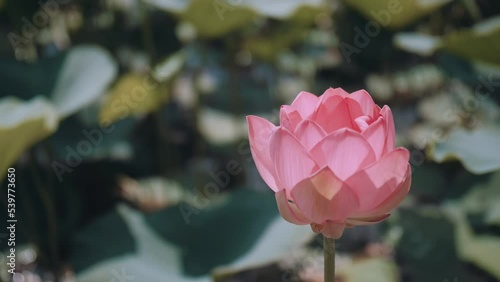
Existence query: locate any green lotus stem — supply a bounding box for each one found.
[324,237,335,282]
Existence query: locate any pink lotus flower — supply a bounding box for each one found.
[247,88,411,239]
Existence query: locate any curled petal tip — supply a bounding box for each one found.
[275,190,310,225]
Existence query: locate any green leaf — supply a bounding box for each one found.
[70,208,136,273]
[428,125,500,174]
[444,204,500,280]
[441,16,500,66]
[243,0,324,19]
[244,26,309,61]
[99,51,184,125]
[77,190,312,281]
[486,204,500,226]
[47,115,136,161]
[51,45,118,117]
[393,208,463,281]
[342,0,451,30]
[197,107,247,145]
[144,0,188,13]
[0,52,64,100]
[98,73,169,125]
[144,189,280,276]
[149,0,325,37]
[395,16,500,66]
[339,258,399,282]
[152,51,186,82]
[0,96,58,182]
[393,33,441,56]
[453,171,500,227]
[0,45,117,117]
[410,162,448,201]
[180,0,258,38]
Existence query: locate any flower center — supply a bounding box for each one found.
[354,115,372,132]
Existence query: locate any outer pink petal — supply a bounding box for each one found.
[312,94,353,133]
[321,87,349,98]
[361,116,387,160]
[280,106,302,131]
[270,127,318,191]
[275,190,311,225]
[247,115,279,191]
[311,221,347,239]
[290,91,319,119]
[290,167,359,223]
[380,105,396,154]
[347,148,410,212]
[345,89,377,119]
[310,129,376,180]
[346,214,390,226]
[294,119,326,151]
[355,165,411,217]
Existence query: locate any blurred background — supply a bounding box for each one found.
[1,0,500,281]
